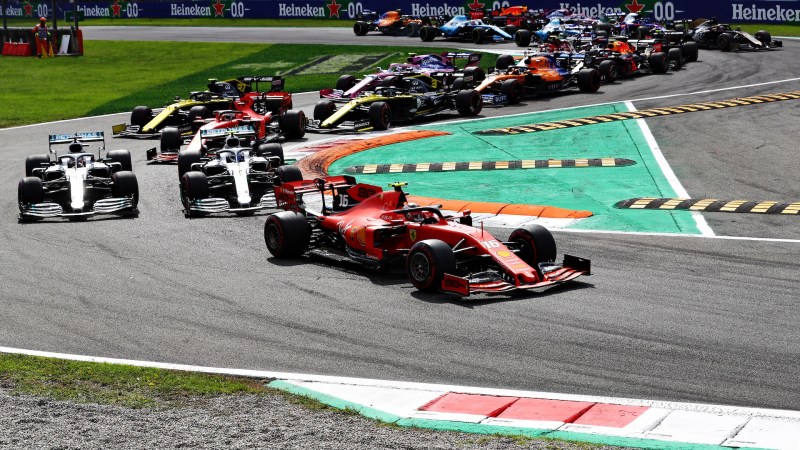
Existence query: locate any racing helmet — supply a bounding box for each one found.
[68,142,83,153]
[39,17,46,24]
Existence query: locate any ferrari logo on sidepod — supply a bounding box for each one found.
[409,229,417,242]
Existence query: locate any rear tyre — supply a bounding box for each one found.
[495,54,515,71]
[515,29,532,47]
[504,25,518,36]
[681,41,699,62]
[275,165,303,183]
[576,69,601,92]
[18,176,44,207]
[313,100,337,122]
[107,149,133,172]
[335,75,357,92]
[455,89,482,116]
[406,239,456,292]
[112,171,139,208]
[368,102,391,130]
[188,106,210,124]
[598,60,619,83]
[420,25,436,42]
[160,127,182,152]
[668,47,682,70]
[279,109,306,140]
[353,21,370,36]
[450,77,466,91]
[509,224,557,266]
[264,211,311,258]
[130,106,152,128]
[500,79,523,104]
[405,22,421,37]
[25,154,50,176]
[177,149,202,181]
[462,66,485,83]
[647,52,669,74]
[255,143,284,165]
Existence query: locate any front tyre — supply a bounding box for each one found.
[368,101,392,130]
[275,165,303,183]
[130,106,152,128]
[314,100,337,122]
[255,143,284,165]
[509,224,557,266]
[406,239,457,292]
[160,127,182,152]
[264,211,311,258]
[419,25,437,42]
[25,154,50,177]
[18,176,44,209]
[107,149,133,172]
[455,89,482,116]
[279,109,306,140]
[598,60,619,83]
[667,47,682,70]
[112,171,139,209]
[576,69,601,92]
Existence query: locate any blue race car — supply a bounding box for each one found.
[419,15,524,46]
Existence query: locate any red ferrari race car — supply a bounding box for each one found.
[148,76,306,164]
[264,177,590,297]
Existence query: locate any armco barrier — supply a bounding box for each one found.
[2,0,798,25]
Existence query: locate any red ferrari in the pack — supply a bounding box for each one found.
[264,177,590,297]
[147,76,306,163]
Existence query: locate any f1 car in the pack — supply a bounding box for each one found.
[113,77,257,139]
[18,132,138,221]
[419,15,519,45]
[177,132,302,217]
[471,52,601,106]
[311,80,482,132]
[352,9,428,36]
[149,76,306,163]
[320,52,484,100]
[583,37,693,81]
[685,18,781,51]
[264,178,590,297]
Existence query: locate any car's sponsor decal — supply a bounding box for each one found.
[476,90,800,135]
[409,229,417,242]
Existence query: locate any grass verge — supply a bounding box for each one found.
[0,41,466,128]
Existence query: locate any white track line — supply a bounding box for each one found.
[625,101,715,237]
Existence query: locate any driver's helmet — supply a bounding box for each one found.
[225,136,240,148]
[39,17,46,24]
[68,142,83,153]
[62,156,75,168]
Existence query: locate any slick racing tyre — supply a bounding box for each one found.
[647,52,669,74]
[681,41,699,62]
[25,154,50,176]
[509,224,557,266]
[264,211,311,258]
[18,176,44,207]
[668,47,682,70]
[598,60,619,83]
[188,105,210,124]
[335,75,357,92]
[462,66,485,83]
[500,79,523,104]
[717,33,733,51]
[181,171,209,201]
[755,30,771,45]
[472,27,486,44]
[405,22,421,37]
[130,106,152,128]
[313,100,337,122]
[515,29,532,47]
[177,149,202,181]
[368,102,392,131]
[255,143,284,165]
[279,109,306,140]
[353,21,370,36]
[419,25,437,42]
[576,69,601,92]
[455,89,482,116]
[112,171,139,209]
[160,127,182,152]
[450,77,466,90]
[495,54,516,71]
[406,239,457,292]
[275,165,303,183]
[107,149,133,172]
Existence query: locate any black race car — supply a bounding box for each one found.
[686,18,782,51]
[310,78,482,132]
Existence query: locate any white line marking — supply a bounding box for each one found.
[625,101,715,237]
[552,227,800,244]
[2,346,800,421]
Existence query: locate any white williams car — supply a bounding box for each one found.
[18,132,139,221]
[178,132,302,217]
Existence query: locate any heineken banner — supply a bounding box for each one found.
[4,0,799,24]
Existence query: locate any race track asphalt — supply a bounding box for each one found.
[2,27,799,410]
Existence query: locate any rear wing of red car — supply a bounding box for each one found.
[238,76,286,93]
[274,175,385,214]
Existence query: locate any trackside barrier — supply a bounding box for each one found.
[1,42,32,57]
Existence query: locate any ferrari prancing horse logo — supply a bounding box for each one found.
[409,229,417,242]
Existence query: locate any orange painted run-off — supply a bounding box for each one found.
[296,130,592,220]
[296,130,450,179]
[420,393,519,417]
[573,403,650,428]
[409,195,592,219]
[496,398,596,422]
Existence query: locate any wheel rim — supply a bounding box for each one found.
[266,222,282,251]
[409,252,431,282]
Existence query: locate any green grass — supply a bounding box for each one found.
[0,41,466,128]
[0,353,270,408]
[736,23,800,36]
